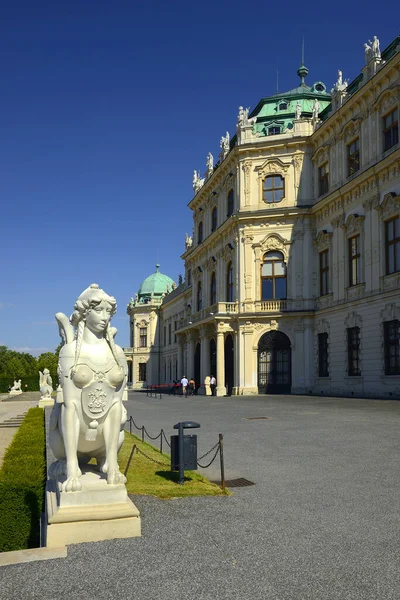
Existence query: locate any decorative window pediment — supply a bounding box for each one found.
[316,318,330,334]
[376,191,400,220]
[342,213,365,236]
[313,230,333,251]
[373,85,400,115]
[253,233,292,260]
[344,311,362,329]
[312,145,330,167]
[380,302,400,322]
[256,157,290,180]
[343,118,362,144]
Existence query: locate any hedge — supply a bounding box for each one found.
[0,408,46,552]
[0,374,58,393]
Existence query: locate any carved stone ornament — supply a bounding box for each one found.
[205,256,217,271]
[380,302,400,322]
[293,153,304,190]
[313,230,333,251]
[253,233,292,260]
[376,192,400,220]
[136,319,148,328]
[344,311,362,329]
[312,146,330,167]
[222,243,235,261]
[373,86,399,114]
[316,318,330,334]
[256,157,290,180]
[343,119,361,144]
[342,213,365,236]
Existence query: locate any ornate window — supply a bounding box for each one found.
[347,327,361,376]
[319,250,329,296]
[227,189,234,217]
[139,327,147,348]
[198,221,203,244]
[138,363,147,382]
[318,163,329,196]
[385,216,400,274]
[211,206,218,232]
[279,102,288,111]
[263,175,284,204]
[318,333,329,377]
[210,271,216,305]
[226,262,234,302]
[383,108,398,152]
[347,138,360,176]
[261,251,287,300]
[268,126,281,135]
[384,320,400,375]
[348,235,361,286]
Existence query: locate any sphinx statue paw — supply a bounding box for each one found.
[62,467,82,492]
[107,469,127,485]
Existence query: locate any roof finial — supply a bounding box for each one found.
[297,37,309,86]
[155,264,160,272]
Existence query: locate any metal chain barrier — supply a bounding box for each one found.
[197,445,221,469]
[197,441,220,462]
[134,445,169,466]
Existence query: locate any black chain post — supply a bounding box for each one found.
[219,433,225,490]
[141,425,145,442]
[129,417,132,435]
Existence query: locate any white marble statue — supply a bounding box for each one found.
[206,152,214,174]
[312,99,320,120]
[193,170,205,193]
[369,36,381,59]
[331,69,348,94]
[364,42,372,64]
[39,369,53,399]
[9,379,22,396]
[185,233,193,249]
[220,131,230,155]
[295,102,302,120]
[49,284,128,493]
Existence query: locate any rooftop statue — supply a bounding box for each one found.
[365,36,381,63]
[185,233,193,249]
[220,131,230,155]
[331,69,348,94]
[237,106,256,129]
[50,284,128,492]
[295,102,302,120]
[312,98,321,120]
[206,152,214,174]
[39,368,53,399]
[193,170,205,193]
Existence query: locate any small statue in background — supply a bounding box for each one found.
[39,369,53,399]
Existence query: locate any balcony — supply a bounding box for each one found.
[254,300,287,312]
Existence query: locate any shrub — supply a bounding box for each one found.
[0,408,46,552]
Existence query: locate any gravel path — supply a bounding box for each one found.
[1,392,400,600]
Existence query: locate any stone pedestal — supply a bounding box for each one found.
[39,397,55,408]
[45,467,141,547]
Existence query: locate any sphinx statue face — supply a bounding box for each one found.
[85,300,113,335]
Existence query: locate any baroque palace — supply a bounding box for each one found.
[125,34,400,398]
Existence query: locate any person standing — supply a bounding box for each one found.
[188,377,195,396]
[180,376,188,397]
[210,375,216,396]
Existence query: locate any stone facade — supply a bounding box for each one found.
[125,35,400,398]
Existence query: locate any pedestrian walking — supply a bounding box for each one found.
[180,376,188,397]
[210,375,216,396]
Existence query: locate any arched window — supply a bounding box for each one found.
[226,262,234,302]
[261,251,286,299]
[210,271,216,305]
[227,189,234,217]
[198,221,203,244]
[211,206,218,232]
[263,175,284,203]
[197,281,202,311]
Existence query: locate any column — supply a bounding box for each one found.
[177,335,184,379]
[216,329,226,396]
[200,328,210,387]
[186,331,195,379]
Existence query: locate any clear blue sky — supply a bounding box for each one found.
[0,0,398,354]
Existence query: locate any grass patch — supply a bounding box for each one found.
[118,432,228,499]
[0,408,46,552]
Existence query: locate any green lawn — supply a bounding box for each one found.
[118,432,228,499]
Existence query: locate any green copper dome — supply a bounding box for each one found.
[138,264,175,298]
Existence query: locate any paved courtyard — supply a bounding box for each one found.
[1,392,400,599]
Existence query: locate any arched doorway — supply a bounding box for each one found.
[194,343,201,390]
[258,331,291,394]
[225,334,234,396]
[209,339,216,378]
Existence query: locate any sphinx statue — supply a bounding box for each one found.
[39,369,53,399]
[49,283,128,493]
[9,379,22,396]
